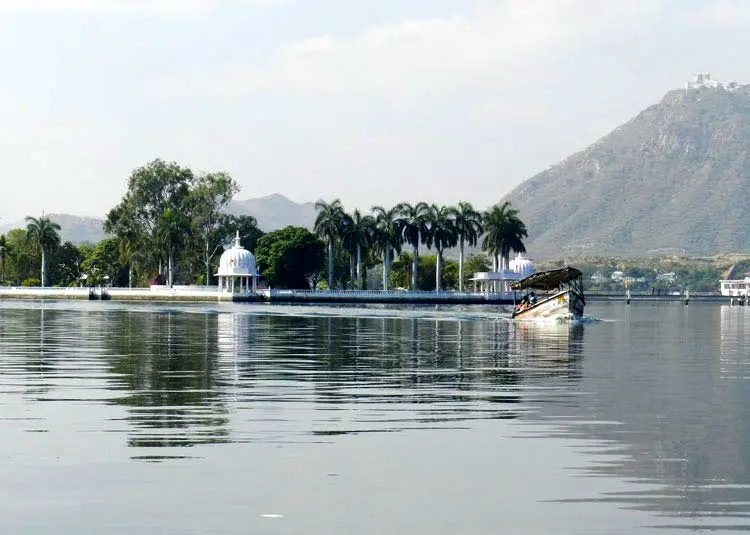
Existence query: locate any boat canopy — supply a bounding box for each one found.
[511,267,583,291]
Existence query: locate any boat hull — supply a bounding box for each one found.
[512,290,584,321]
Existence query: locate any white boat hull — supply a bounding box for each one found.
[512,290,584,321]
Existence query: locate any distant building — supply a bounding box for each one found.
[656,272,676,284]
[684,72,739,92]
[508,253,535,278]
[720,275,750,297]
[470,253,534,294]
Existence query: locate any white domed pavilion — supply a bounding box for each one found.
[216,231,259,294]
[509,253,535,278]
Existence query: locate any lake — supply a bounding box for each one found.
[0,300,748,534]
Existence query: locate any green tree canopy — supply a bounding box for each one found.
[188,172,239,285]
[105,159,244,287]
[81,238,128,286]
[48,241,87,287]
[255,226,324,289]
[482,201,527,271]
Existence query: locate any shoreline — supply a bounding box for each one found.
[0,287,729,305]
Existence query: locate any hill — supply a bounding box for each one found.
[505,84,750,258]
[0,214,108,245]
[0,194,317,244]
[227,193,317,231]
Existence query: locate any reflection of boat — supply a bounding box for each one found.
[511,267,585,321]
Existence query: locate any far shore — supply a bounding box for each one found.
[0,286,729,305]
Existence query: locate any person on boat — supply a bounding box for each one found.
[516,294,530,312]
[529,292,537,305]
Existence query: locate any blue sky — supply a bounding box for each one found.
[0,0,748,221]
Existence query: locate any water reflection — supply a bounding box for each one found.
[5,302,750,531]
[103,311,230,455]
[720,305,750,380]
[539,303,750,531]
[0,306,588,459]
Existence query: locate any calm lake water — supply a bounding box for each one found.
[1,300,749,534]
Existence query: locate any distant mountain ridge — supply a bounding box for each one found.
[0,194,318,244]
[0,214,109,245]
[7,84,750,259]
[504,84,750,258]
[227,193,317,230]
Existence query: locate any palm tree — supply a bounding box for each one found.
[314,199,347,289]
[396,202,430,291]
[426,204,458,292]
[0,234,7,284]
[448,201,484,291]
[342,210,375,289]
[482,201,528,272]
[371,205,403,291]
[25,214,62,287]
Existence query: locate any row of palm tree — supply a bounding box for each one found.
[314,199,528,292]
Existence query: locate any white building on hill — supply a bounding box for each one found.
[684,72,739,92]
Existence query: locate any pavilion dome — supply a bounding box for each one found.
[509,253,535,278]
[216,232,258,277]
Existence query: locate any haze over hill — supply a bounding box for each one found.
[505,79,750,258]
[5,79,750,260]
[0,195,319,245]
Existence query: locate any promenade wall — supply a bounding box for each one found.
[0,286,725,305]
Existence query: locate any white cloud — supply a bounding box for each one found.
[695,0,750,26]
[150,0,663,97]
[0,0,278,14]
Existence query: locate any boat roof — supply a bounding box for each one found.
[511,267,583,291]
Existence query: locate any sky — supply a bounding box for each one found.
[0,0,749,221]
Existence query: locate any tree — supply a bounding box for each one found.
[189,172,239,286]
[0,234,8,283]
[341,209,375,289]
[449,201,483,292]
[229,214,264,252]
[4,229,36,284]
[105,159,194,287]
[25,214,62,287]
[391,253,460,291]
[482,201,527,272]
[254,226,324,289]
[371,205,403,291]
[463,253,491,290]
[314,199,347,289]
[397,202,430,291]
[81,238,127,286]
[49,241,86,287]
[105,202,151,288]
[156,206,190,287]
[426,204,458,292]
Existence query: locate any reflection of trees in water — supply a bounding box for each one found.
[0,307,115,397]
[105,311,229,450]
[215,314,586,424]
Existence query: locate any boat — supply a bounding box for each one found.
[510,267,585,321]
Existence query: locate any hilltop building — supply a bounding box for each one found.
[685,73,739,92]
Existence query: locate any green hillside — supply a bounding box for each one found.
[506,85,750,258]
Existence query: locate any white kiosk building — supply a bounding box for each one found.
[470,253,535,294]
[216,231,260,295]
